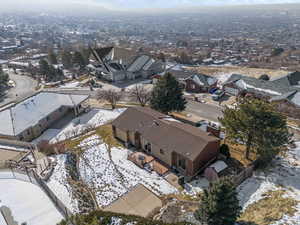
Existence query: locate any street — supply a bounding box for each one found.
[0,72,37,107]
[185,100,223,123]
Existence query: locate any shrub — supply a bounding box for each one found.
[220,144,231,159]
[59,210,192,225]
[258,74,270,81]
[37,140,56,155]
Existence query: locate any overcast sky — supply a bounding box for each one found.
[2,0,300,11]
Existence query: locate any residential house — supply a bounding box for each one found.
[270,90,300,119]
[223,72,300,119]
[271,71,300,87]
[112,107,220,178]
[222,74,292,98]
[185,74,217,93]
[90,46,165,82]
[0,92,89,141]
[153,69,216,93]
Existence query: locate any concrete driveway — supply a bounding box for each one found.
[185,100,223,123]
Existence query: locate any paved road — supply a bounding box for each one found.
[0,72,37,107]
[185,100,223,123]
[48,88,224,122]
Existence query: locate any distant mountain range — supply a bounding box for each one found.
[2,0,300,14]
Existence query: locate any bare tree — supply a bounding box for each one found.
[96,89,122,109]
[130,84,152,107]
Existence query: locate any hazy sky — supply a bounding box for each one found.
[3,0,300,11]
[100,0,300,8]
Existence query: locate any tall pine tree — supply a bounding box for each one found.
[39,59,50,76]
[220,97,291,163]
[195,178,241,225]
[72,51,86,69]
[61,50,72,69]
[48,50,58,65]
[0,65,9,84]
[150,72,186,114]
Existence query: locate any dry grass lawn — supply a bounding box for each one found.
[225,140,257,167]
[187,66,289,79]
[62,124,122,150]
[63,132,97,152]
[95,124,122,148]
[239,190,299,225]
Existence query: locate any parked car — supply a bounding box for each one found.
[212,90,225,101]
[209,87,218,94]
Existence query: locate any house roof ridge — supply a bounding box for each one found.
[9,107,16,136]
[132,107,217,142]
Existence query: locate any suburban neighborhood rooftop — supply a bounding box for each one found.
[0,92,89,136]
[112,107,219,161]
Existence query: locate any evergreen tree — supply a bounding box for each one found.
[61,50,72,69]
[39,59,50,76]
[220,98,291,162]
[178,51,191,64]
[150,72,186,114]
[81,48,91,65]
[0,65,9,84]
[158,52,166,62]
[48,50,58,65]
[259,74,270,81]
[220,144,230,159]
[195,178,241,225]
[72,51,86,68]
[0,65,9,95]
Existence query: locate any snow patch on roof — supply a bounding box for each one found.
[236,79,282,96]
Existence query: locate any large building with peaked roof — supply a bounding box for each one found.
[0,92,89,141]
[90,46,165,82]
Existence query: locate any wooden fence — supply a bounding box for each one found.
[231,164,255,187]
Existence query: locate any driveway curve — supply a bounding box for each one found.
[0,71,37,107]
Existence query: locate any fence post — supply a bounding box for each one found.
[26,167,33,183]
[11,166,15,179]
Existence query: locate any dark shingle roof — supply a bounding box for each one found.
[164,69,194,79]
[186,74,217,87]
[271,71,300,86]
[112,107,219,161]
[225,74,295,97]
[94,47,113,60]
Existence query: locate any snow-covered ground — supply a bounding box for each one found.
[47,154,79,213]
[0,177,63,225]
[33,108,126,144]
[214,72,233,86]
[60,81,80,88]
[183,177,209,196]
[237,142,300,224]
[79,135,177,207]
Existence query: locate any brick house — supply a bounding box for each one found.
[112,107,220,178]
